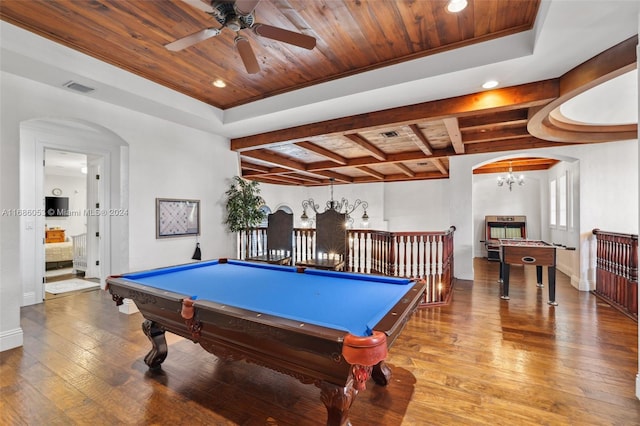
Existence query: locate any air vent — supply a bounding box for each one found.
[63,81,95,94]
[380,131,399,138]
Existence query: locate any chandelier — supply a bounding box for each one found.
[300,178,369,228]
[497,162,525,191]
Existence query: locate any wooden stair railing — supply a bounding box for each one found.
[592,228,638,321]
[240,226,456,307]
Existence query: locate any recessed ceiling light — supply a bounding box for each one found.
[212,79,226,88]
[447,0,468,13]
[482,80,499,89]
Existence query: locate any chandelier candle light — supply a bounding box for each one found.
[301,178,369,228]
[497,162,525,191]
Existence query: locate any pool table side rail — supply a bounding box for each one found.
[372,279,427,346]
[193,299,354,385]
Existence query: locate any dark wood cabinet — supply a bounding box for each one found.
[45,229,65,243]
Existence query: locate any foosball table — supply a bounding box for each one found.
[499,239,558,306]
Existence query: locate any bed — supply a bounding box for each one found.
[45,241,73,270]
[44,233,87,273]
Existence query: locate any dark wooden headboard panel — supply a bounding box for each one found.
[267,210,293,252]
[315,209,347,256]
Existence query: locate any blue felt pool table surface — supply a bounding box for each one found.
[121,259,413,337]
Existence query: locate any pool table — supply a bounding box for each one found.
[106,259,426,426]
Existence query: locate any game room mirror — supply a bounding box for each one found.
[156,198,200,238]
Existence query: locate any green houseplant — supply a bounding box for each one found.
[224,176,266,256]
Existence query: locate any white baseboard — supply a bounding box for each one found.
[0,327,24,352]
[22,290,38,306]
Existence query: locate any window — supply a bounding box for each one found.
[549,171,571,229]
[567,170,574,229]
[259,205,271,227]
[277,205,293,214]
[558,174,567,228]
[549,179,556,226]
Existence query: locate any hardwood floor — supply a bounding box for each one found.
[2,259,639,425]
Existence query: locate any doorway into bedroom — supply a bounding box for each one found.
[43,148,100,298]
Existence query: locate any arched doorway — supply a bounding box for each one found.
[19,118,129,306]
[471,153,580,287]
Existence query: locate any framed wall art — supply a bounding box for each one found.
[156,198,200,238]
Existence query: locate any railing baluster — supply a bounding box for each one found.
[241,226,457,307]
[592,229,638,321]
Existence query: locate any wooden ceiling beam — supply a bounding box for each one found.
[310,171,353,183]
[464,137,570,154]
[251,175,309,185]
[240,161,271,173]
[344,134,387,161]
[408,124,434,155]
[462,118,529,132]
[306,148,456,172]
[474,163,558,175]
[458,109,529,129]
[431,159,449,175]
[295,141,348,165]
[528,35,637,143]
[357,166,385,180]
[242,165,298,176]
[241,150,308,172]
[394,163,416,177]
[463,127,530,143]
[243,169,325,184]
[231,80,559,151]
[442,117,464,154]
[351,170,449,184]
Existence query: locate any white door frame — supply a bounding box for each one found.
[20,118,128,306]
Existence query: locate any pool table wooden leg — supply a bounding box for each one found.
[319,380,357,426]
[141,319,168,369]
[371,361,391,386]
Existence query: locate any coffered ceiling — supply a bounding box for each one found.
[1,1,637,186]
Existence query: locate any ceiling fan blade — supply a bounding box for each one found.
[235,36,260,74]
[180,0,215,13]
[165,28,221,51]
[253,24,316,50]
[235,0,261,15]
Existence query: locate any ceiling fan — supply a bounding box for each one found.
[165,0,317,74]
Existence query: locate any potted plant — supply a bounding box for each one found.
[224,176,266,257]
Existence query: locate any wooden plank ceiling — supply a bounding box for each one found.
[2,1,635,186]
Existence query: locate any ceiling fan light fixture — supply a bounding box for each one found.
[227,17,242,32]
[447,0,468,13]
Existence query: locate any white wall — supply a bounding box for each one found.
[0,71,239,350]
[258,179,453,234]
[384,180,451,232]
[258,182,387,230]
[473,170,546,258]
